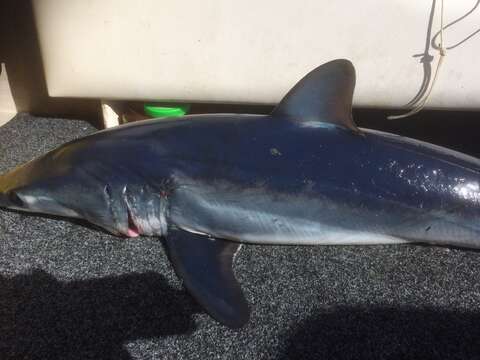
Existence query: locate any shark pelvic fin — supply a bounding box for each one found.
[165,230,250,328]
[273,59,359,132]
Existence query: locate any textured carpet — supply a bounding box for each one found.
[1,113,480,359]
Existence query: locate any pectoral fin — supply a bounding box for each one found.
[165,230,250,328]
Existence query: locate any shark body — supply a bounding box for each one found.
[1,60,480,327]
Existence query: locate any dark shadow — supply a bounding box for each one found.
[0,270,199,359]
[431,0,480,51]
[0,1,101,128]
[278,306,480,360]
[354,108,480,158]
[189,103,273,115]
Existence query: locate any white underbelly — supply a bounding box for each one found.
[170,182,409,245]
[179,222,409,245]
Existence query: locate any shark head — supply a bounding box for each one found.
[0,151,143,238]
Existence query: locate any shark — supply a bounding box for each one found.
[1,59,480,328]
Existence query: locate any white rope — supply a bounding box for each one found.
[388,0,447,120]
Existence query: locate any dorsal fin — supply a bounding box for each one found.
[272,59,358,132]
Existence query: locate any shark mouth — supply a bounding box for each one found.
[126,207,140,237]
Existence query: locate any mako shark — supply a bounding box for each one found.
[1,59,480,328]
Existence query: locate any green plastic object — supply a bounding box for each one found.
[144,103,190,118]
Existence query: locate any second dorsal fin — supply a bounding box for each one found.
[272,59,358,132]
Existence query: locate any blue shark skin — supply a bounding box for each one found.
[1,59,480,327]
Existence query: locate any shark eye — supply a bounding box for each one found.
[8,192,24,207]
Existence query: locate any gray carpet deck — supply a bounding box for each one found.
[1,113,480,359]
